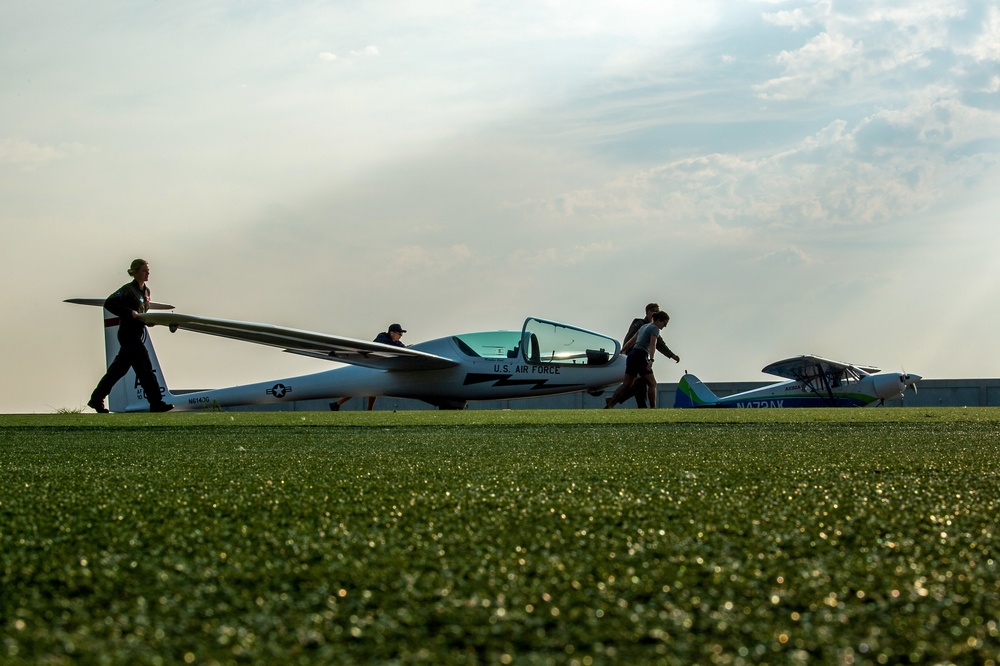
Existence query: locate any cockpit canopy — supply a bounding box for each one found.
[451,317,619,366]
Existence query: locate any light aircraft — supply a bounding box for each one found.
[66,299,624,412]
[674,355,920,408]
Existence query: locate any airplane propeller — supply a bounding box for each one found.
[872,370,921,405]
[899,371,921,403]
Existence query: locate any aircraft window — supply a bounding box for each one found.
[821,367,862,388]
[521,318,618,366]
[452,337,479,358]
[451,331,523,359]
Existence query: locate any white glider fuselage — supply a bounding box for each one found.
[175,334,625,411]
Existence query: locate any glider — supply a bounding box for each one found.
[66,300,624,411]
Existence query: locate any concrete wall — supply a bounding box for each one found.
[886,378,1000,408]
[227,378,1000,411]
[652,379,1000,409]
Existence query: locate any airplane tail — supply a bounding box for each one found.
[66,298,175,412]
[673,373,720,408]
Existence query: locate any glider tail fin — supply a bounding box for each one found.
[101,310,174,412]
[66,298,174,412]
[674,373,720,408]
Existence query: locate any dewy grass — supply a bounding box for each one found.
[1,409,998,664]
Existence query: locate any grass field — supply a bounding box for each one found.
[1,408,998,664]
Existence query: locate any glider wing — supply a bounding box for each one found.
[141,312,459,371]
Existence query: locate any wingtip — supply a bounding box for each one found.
[64,298,106,306]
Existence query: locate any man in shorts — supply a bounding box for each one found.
[621,303,680,407]
[605,310,672,409]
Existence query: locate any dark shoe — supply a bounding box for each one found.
[329,402,340,411]
[149,402,174,413]
[87,398,109,414]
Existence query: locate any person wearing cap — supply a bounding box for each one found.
[87,259,173,413]
[377,323,407,346]
[330,324,407,411]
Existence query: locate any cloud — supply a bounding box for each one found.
[968,4,1000,61]
[386,244,472,275]
[0,138,85,169]
[755,246,814,268]
[350,45,380,58]
[754,1,986,102]
[762,7,817,31]
[318,45,379,63]
[511,241,616,267]
[513,90,998,258]
[755,32,864,101]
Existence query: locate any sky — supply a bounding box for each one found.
[2,0,999,413]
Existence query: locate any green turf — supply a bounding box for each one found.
[1,409,998,664]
